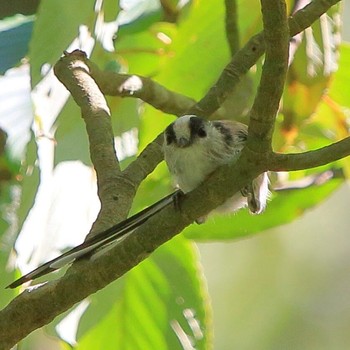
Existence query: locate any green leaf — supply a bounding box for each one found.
[185,179,342,240]
[76,236,212,349]
[281,4,341,132]
[29,0,96,87]
[101,0,120,22]
[153,2,228,100]
[54,95,140,166]
[54,97,91,165]
[156,0,261,99]
[328,43,350,108]
[115,22,176,77]
[15,136,40,234]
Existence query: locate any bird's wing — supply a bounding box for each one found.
[216,120,248,140]
[218,121,269,214]
[7,191,180,289]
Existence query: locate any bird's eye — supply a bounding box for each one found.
[197,128,207,138]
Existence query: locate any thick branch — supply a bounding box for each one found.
[0,153,257,349]
[87,61,196,117]
[247,0,289,152]
[54,51,135,233]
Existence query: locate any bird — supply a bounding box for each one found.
[163,115,269,222]
[7,115,268,289]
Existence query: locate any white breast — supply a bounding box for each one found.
[165,145,216,193]
[164,133,237,193]
[163,118,268,220]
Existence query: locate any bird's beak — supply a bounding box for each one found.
[177,137,191,148]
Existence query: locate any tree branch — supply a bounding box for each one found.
[87,0,340,186]
[0,1,344,348]
[54,51,135,234]
[247,0,289,153]
[87,60,196,117]
[269,137,350,172]
[224,0,240,56]
[1,132,350,349]
[122,133,164,188]
[0,151,257,349]
[288,0,340,37]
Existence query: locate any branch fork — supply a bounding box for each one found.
[0,1,346,348]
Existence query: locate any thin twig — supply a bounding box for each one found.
[123,133,164,187]
[224,0,240,56]
[269,137,350,172]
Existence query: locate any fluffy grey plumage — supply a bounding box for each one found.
[164,115,269,221]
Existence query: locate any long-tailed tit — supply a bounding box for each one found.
[7,115,268,288]
[164,115,269,222]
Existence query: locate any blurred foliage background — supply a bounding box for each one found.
[0,0,349,349]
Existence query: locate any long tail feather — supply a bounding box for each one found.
[6,191,179,289]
